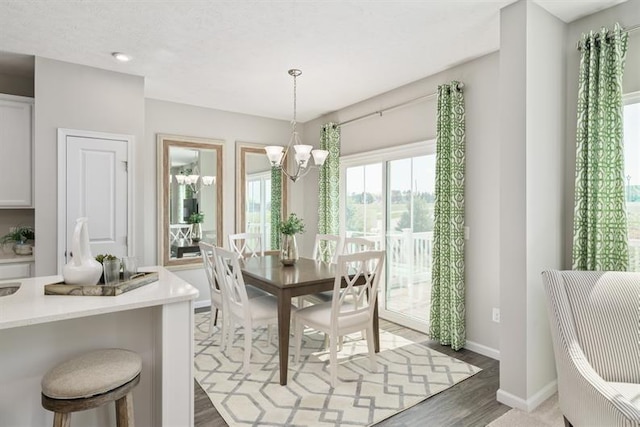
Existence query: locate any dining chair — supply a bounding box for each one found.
[293,250,385,388]
[212,246,281,374]
[199,242,227,346]
[228,233,264,258]
[169,223,193,241]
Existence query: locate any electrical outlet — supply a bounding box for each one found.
[492,308,501,323]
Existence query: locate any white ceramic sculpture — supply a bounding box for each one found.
[62,217,102,285]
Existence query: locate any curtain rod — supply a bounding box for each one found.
[337,82,464,127]
[575,23,640,50]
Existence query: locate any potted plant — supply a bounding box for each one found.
[279,213,305,265]
[0,225,35,255]
[188,211,205,242]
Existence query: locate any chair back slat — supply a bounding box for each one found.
[199,242,223,307]
[170,223,193,241]
[212,246,251,319]
[331,251,385,327]
[228,233,264,258]
[312,234,343,263]
[343,237,375,254]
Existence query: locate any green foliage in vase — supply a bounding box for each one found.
[279,213,305,235]
[95,254,118,264]
[0,225,35,244]
[188,212,205,224]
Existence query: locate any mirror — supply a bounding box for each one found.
[236,142,287,250]
[158,134,223,267]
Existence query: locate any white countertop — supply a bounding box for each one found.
[0,266,199,330]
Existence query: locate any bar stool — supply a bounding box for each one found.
[41,348,142,427]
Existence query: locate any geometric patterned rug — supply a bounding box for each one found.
[194,311,481,427]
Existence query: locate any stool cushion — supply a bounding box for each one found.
[42,349,142,399]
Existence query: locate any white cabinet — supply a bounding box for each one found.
[0,95,33,207]
[0,262,33,280]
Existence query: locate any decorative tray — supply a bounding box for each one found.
[44,272,158,296]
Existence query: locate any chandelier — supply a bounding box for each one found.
[265,69,329,183]
[173,153,215,195]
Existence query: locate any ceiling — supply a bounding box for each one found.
[0,0,626,122]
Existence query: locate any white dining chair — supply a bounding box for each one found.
[212,246,282,374]
[228,233,264,258]
[199,242,227,346]
[293,250,385,387]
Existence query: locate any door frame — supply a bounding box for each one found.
[56,128,134,273]
[340,140,435,331]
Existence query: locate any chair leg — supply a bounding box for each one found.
[226,320,234,354]
[53,413,71,427]
[366,324,377,372]
[243,322,252,375]
[219,311,227,348]
[115,392,135,427]
[329,334,338,388]
[208,309,216,338]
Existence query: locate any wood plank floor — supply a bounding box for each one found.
[194,309,509,426]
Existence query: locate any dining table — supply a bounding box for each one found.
[240,254,380,385]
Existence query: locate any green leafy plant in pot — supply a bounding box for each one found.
[0,225,35,255]
[279,213,305,266]
[188,212,205,242]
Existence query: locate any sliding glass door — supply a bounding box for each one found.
[341,141,435,331]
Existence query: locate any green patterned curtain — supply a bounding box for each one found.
[430,81,466,351]
[318,123,341,235]
[572,23,629,271]
[270,166,282,250]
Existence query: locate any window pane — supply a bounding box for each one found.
[624,102,640,270]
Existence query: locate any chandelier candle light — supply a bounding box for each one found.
[265,69,329,183]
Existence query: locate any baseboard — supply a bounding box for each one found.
[497,379,557,411]
[464,340,500,361]
[194,299,211,310]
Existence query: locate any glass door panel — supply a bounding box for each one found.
[345,163,384,245]
[385,155,435,324]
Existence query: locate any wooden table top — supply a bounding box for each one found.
[240,255,337,289]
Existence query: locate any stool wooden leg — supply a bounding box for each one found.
[53,412,71,427]
[115,392,135,427]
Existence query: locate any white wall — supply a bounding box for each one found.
[302,52,502,356]
[34,57,145,276]
[563,0,640,264]
[144,99,292,303]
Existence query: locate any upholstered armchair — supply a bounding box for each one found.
[542,270,640,427]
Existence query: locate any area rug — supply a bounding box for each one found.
[194,311,481,427]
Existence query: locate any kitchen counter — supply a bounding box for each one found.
[0,266,199,427]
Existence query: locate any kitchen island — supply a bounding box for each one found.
[0,266,199,427]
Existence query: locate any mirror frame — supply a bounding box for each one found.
[235,142,288,237]
[157,134,223,267]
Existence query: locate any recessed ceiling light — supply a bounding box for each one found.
[112,52,132,62]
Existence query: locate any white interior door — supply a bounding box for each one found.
[58,129,132,271]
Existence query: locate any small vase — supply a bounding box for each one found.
[191,223,202,242]
[281,234,298,266]
[13,241,32,255]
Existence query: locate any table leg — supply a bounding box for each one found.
[277,289,292,385]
